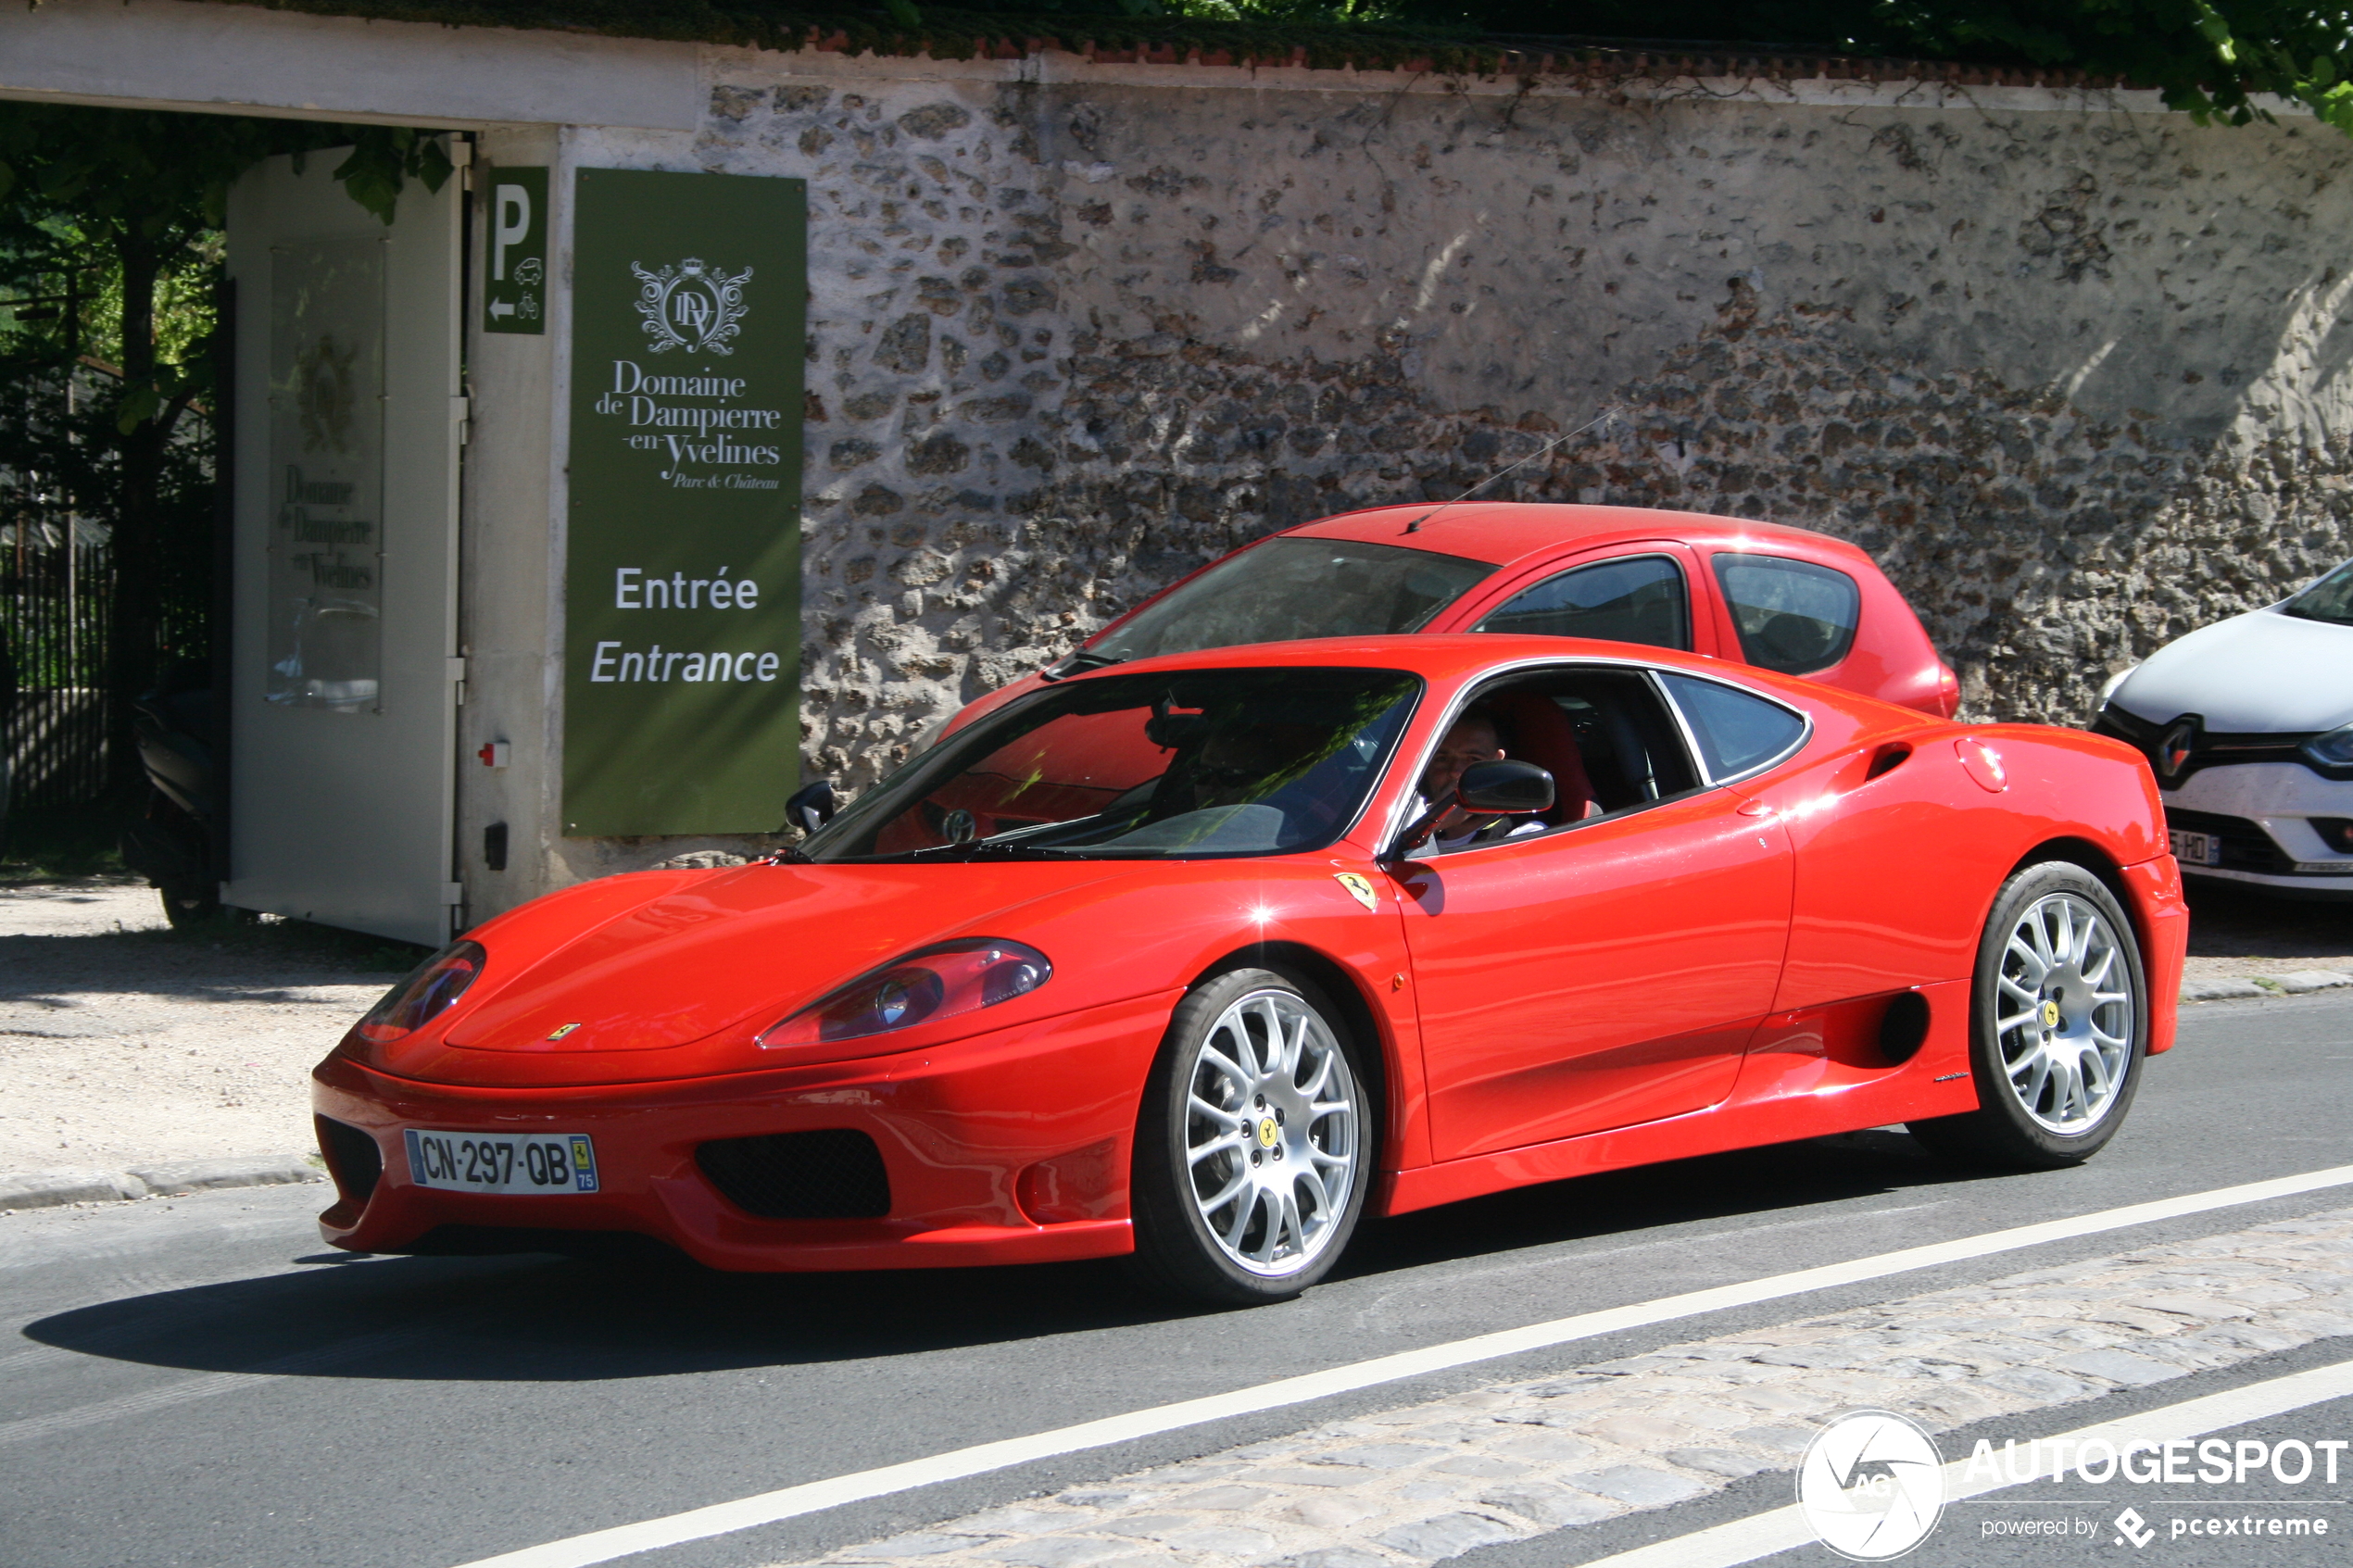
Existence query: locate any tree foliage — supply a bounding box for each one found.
[1156,0,2353,132]
[0,103,449,784]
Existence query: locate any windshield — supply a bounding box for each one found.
[803,667,1422,861]
[1091,538,1496,663]
[2285,560,2353,626]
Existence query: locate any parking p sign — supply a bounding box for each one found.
[483,166,547,334]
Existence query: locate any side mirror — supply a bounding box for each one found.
[1389,759,1554,857]
[784,779,837,837]
[1457,759,1554,817]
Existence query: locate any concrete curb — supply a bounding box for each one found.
[2183,969,2353,1003]
[0,1155,323,1212]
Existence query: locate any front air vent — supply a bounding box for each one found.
[697,1129,891,1220]
[315,1115,383,1205]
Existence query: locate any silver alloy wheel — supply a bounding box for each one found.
[1183,987,1360,1277]
[1994,891,2135,1134]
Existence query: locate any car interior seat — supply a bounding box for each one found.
[1480,691,1596,825]
[1753,611,1837,672]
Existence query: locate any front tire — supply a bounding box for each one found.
[1129,967,1374,1305]
[1909,861,2147,1169]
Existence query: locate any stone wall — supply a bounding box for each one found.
[680,56,2353,793]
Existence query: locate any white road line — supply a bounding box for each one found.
[1576,1356,2353,1568]
[0,1324,435,1448]
[447,1162,2353,1568]
[1357,1201,1954,1325]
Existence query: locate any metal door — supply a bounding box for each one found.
[224,152,461,945]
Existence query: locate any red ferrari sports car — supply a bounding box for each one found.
[314,636,2182,1303]
[941,502,1962,747]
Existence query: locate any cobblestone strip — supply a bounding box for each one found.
[772,1210,2353,1568]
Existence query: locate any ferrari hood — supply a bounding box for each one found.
[442,860,1127,1055]
[2110,607,2353,735]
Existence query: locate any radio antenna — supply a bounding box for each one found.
[1403,404,1627,533]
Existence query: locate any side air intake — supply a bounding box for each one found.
[315,1115,384,1205]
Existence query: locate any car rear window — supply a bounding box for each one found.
[1092,539,1496,663]
[1471,554,1690,648]
[1657,673,1809,781]
[1712,554,1860,674]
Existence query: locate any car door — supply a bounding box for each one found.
[1439,544,1724,658]
[1392,663,1798,1162]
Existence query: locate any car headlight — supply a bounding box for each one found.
[2096,665,2138,706]
[760,940,1052,1053]
[355,940,485,1043]
[2303,724,2353,771]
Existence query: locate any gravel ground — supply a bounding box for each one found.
[0,880,401,1175]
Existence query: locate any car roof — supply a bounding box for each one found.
[1047,630,1859,710]
[1287,501,1871,573]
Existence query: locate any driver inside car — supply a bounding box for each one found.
[1411,709,1547,854]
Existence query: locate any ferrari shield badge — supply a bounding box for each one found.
[547,1022,582,1041]
[1333,872,1381,911]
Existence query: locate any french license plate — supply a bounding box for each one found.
[2170,828,2222,867]
[404,1129,599,1194]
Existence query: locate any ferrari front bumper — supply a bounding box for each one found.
[309,989,1179,1271]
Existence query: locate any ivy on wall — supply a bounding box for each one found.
[185,0,2353,134]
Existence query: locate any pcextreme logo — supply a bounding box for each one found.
[1798,1410,1947,1561]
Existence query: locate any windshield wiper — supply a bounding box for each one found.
[1039,648,1124,683]
[890,838,1056,862]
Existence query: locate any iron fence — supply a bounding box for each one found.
[2,521,114,807]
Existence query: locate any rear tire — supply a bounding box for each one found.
[159,884,258,929]
[1128,967,1375,1306]
[1908,861,2146,1169]
[160,882,220,929]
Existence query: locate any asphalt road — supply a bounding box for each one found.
[6,990,2353,1568]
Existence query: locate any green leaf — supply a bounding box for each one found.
[114,382,161,434]
[884,0,921,27]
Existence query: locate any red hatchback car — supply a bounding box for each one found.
[314,635,2175,1304]
[948,502,1960,740]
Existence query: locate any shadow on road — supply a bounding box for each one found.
[2185,881,2353,965]
[20,1130,1998,1383]
[0,928,405,1013]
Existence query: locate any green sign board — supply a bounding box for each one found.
[482,166,547,333]
[562,168,806,836]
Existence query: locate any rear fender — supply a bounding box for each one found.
[1977,725,2183,1056]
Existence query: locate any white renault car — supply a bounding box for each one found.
[2094,559,2353,896]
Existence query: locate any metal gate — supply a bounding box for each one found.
[2,523,112,807]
